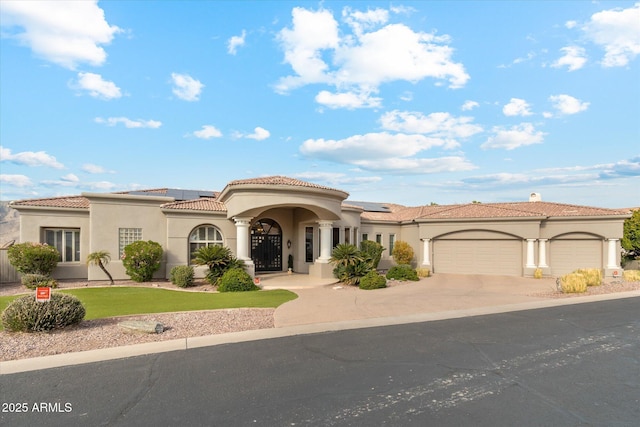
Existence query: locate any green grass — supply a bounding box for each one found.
[0,287,297,328]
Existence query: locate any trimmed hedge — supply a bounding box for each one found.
[2,293,86,332]
[217,268,259,292]
[386,264,419,281]
[21,274,58,290]
[359,271,387,290]
[7,242,59,275]
[122,240,163,282]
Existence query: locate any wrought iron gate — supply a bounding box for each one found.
[251,219,282,272]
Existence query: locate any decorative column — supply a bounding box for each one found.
[606,238,619,269]
[233,217,252,261]
[422,238,431,266]
[526,239,536,269]
[537,239,548,268]
[317,220,333,263]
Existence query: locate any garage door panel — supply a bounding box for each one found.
[550,240,601,276]
[434,240,522,276]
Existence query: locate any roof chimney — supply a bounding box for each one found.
[529,192,541,202]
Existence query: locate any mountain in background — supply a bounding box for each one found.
[0,201,20,246]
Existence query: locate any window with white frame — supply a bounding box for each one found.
[119,228,142,257]
[44,229,80,262]
[389,234,396,255]
[189,225,223,263]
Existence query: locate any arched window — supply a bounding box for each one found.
[189,225,224,263]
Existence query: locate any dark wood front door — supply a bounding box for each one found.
[251,219,282,272]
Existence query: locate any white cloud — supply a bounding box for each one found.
[0,0,121,69]
[227,30,246,55]
[565,20,578,29]
[192,125,223,139]
[0,174,33,187]
[380,110,482,142]
[354,156,476,174]
[276,6,469,109]
[582,3,640,67]
[551,46,587,71]
[170,73,204,101]
[503,98,533,116]
[61,173,79,183]
[315,90,382,109]
[73,72,122,99]
[82,163,111,174]
[94,117,162,128]
[246,127,271,141]
[481,123,546,150]
[0,146,64,168]
[461,100,479,111]
[549,94,590,115]
[295,171,382,186]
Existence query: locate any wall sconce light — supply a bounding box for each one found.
[287,239,291,249]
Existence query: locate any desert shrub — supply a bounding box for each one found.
[386,264,419,281]
[1,293,85,332]
[359,240,385,269]
[392,241,414,265]
[623,270,640,282]
[122,240,163,282]
[217,268,259,292]
[574,268,602,286]
[170,265,194,288]
[416,267,431,278]
[359,271,387,290]
[330,244,372,286]
[7,242,59,275]
[21,273,58,290]
[559,273,588,293]
[192,245,244,286]
[533,268,543,279]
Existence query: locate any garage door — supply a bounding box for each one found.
[433,240,522,276]
[549,239,602,276]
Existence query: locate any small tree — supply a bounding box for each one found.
[7,242,59,275]
[359,240,385,269]
[87,251,114,284]
[392,241,414,265]
[122,240,163,282]
[622,209,640,260]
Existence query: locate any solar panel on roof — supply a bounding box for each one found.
[346,201,391,213]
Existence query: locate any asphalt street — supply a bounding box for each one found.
[1,297,639,426]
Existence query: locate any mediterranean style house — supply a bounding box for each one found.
[9,176,630,281]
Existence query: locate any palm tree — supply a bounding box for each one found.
[86,250,114,284]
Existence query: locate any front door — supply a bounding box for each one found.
[251,219,282,272]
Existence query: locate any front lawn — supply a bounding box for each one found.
[0,287,297,329]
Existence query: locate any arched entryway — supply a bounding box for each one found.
[251,218,282,272]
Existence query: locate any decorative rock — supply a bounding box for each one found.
[118,320,164,334]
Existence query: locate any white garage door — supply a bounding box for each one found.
[549,240,602,276]
[433,240,522,276]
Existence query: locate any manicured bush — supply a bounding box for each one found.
[170,266,194,288]
[416,267,431,278]
[1,293,85,332]
[559,273,588,293]
[574,268,602,286]
[533,268,543,279]
[386,264,419,281]
[21,273,58,290]
[623,270,640,282]
[217,268,259,292]
[359,240,385,269]
[392,241,414,265]
[359,271,387,290]
[122,240,163,282]
[7,242,59,275]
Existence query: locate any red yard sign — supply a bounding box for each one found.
[36,287,51,302]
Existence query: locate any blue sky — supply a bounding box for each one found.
[1,1,638,208]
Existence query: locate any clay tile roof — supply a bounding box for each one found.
[162,198,226,212]
[488,201,630,217]
[226,175,341,192]
[10,196,90,209]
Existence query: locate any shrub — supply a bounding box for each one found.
[1,293,85,332]
[170,266,194,288]
[359,271,387,290]
[192,245,244,286]
[416,267,431,278]
[533,268,543,279]
[122,240,163,282]
[559,273,588,293]
[359,240,385,269]
[217,268,259,292]
[623,270,640,282]
[386,264,419,281]
[7,242,59,275]
[330,244,371,286]
[574,268,602,286]
[392,241,414,265]
[21,273,58,290]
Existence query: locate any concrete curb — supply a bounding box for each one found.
[1,290,639,375]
